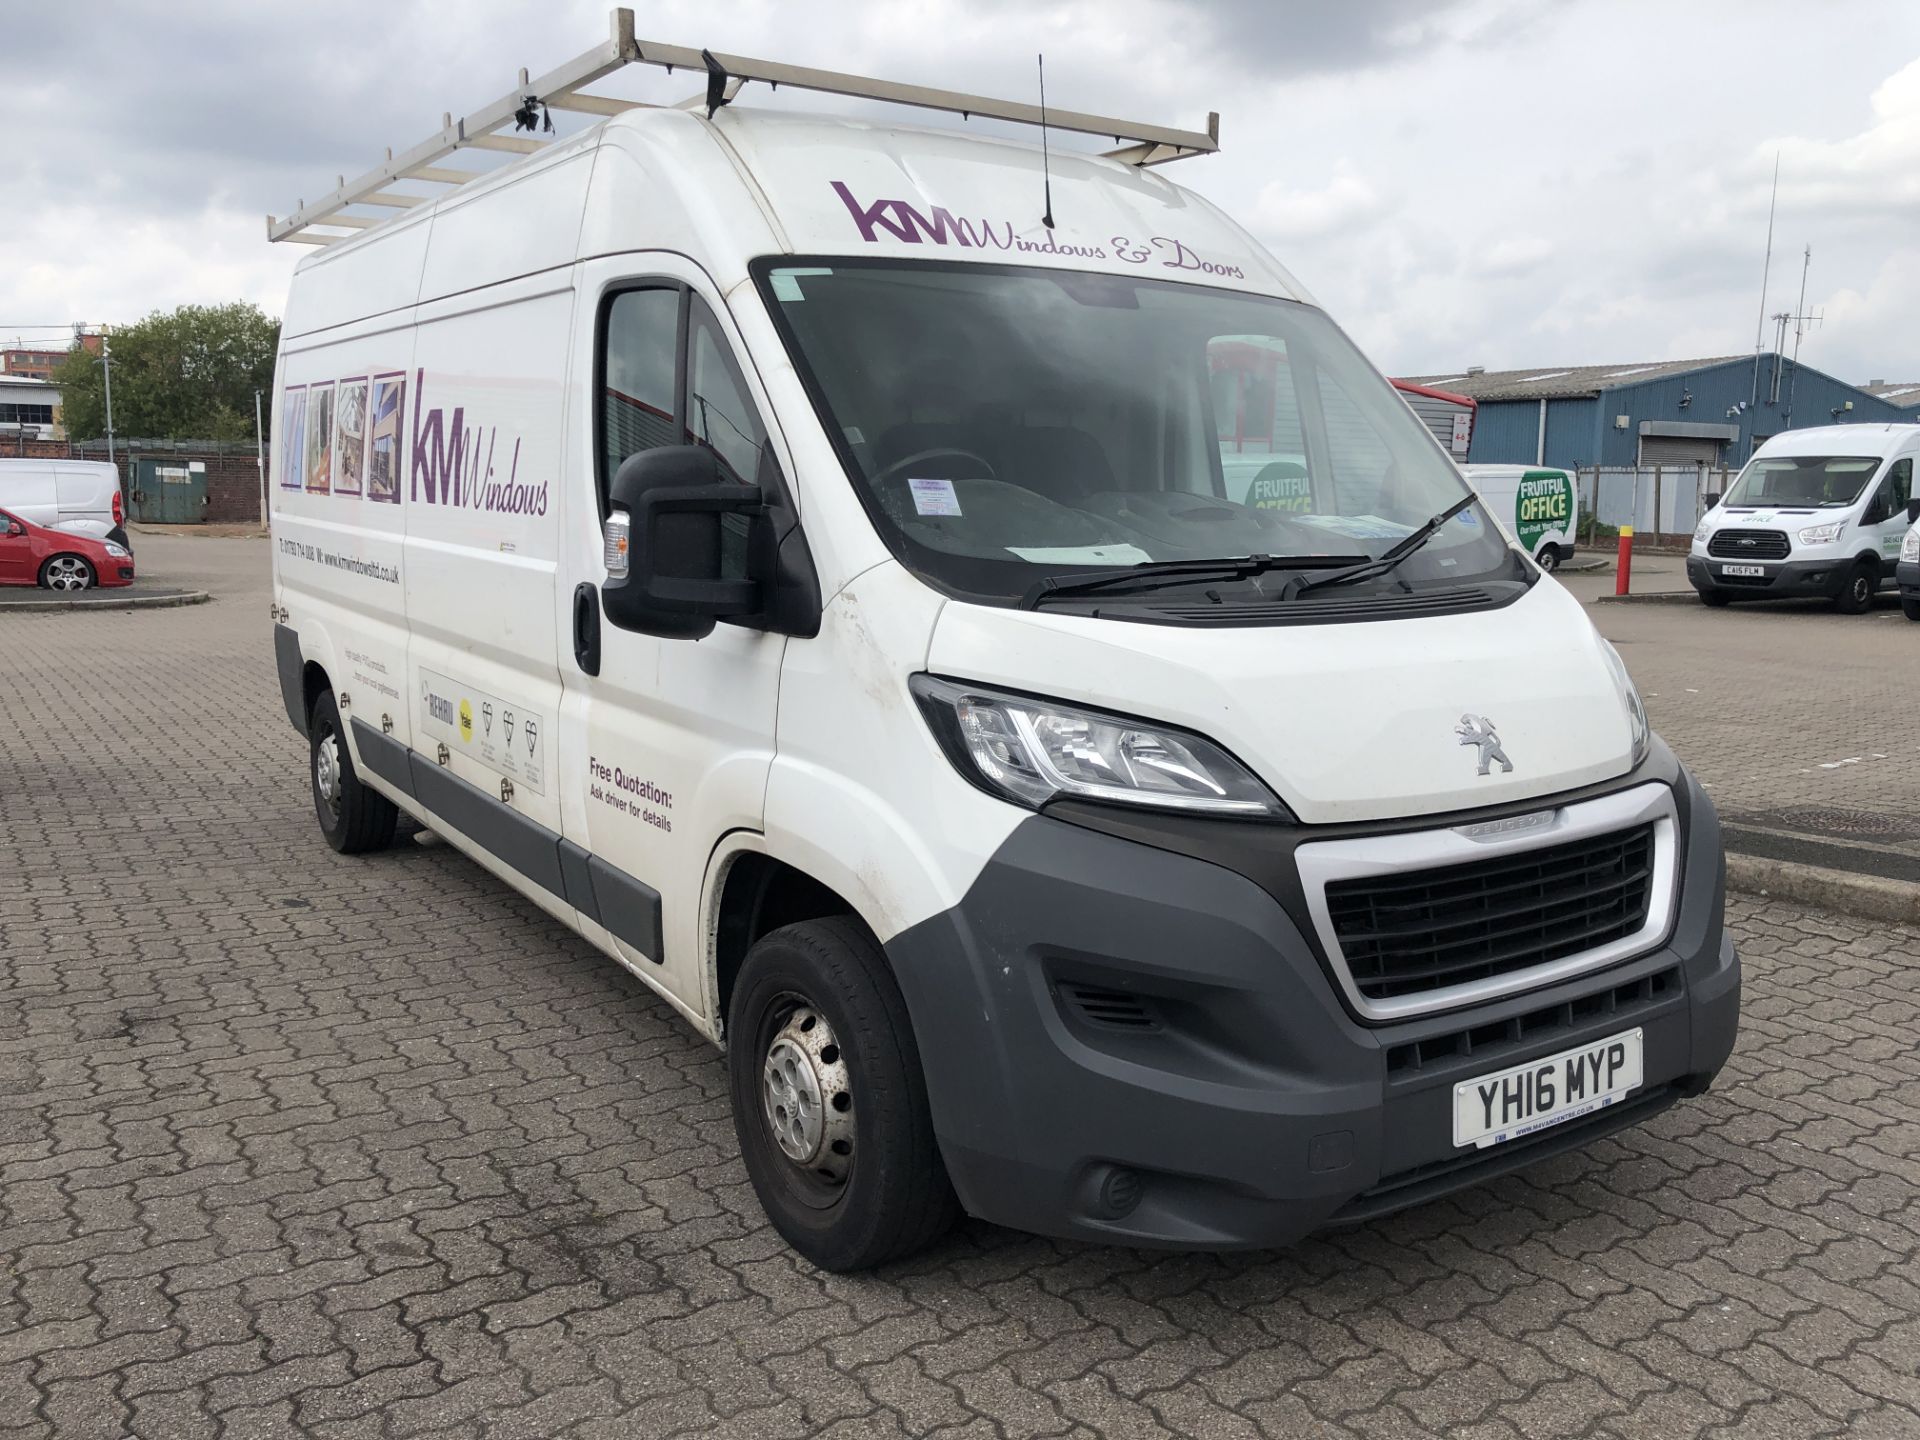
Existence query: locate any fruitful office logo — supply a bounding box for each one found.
[1456,714,1514,776]
[1515,471,1573,553]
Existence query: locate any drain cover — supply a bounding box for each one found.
[1731,806,1920,841]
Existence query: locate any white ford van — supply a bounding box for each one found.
[0,458,129,550]
[1458,464,1578,572]
[267,18,1738,1270]
[1689,424,1920,612]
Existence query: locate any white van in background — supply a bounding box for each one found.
[0,458,129,550]
[1458,465,1578,572]
[1689,424,1920,612]
[267,16,1739,1271]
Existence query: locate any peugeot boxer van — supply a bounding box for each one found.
[266,22,1738,1270]
[1458,464,1578,572]
[1688,424,1920,612]
[0,458,129,550]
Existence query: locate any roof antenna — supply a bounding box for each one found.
[1037,54,1055,229]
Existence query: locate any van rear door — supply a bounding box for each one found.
[0,465,58,530]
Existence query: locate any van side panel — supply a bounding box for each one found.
[270,309,418,751]
[400,273,576,846]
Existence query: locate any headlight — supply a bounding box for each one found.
[104,543,130,559]
[911,675,1287,817]
[1693,519,1712,545]
[1798,521,1844,545]
[1903,529,1920,563]
[1598,641,1650,767]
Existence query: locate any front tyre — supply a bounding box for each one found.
[728,916,958,1271]
[309,689,397,854]
[1698,588,1732,608]
[1835,559,1878,615]
[1905,598,1920,622]
[40,555,95,591]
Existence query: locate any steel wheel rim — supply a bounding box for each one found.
[1855,575,1872,605]
[46,557,91,591]
[758,998,854,1199]
[315,729,343,820]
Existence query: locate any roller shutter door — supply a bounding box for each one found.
[1638,435,1720,467]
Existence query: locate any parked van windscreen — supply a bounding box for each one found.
[1723,455,1883,509]
[758,260,1516,606]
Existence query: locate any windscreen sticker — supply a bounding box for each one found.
[909,477,963,516]
[419,668,545,795]
[1249,470,1313,512]
[1005,543,1153,565]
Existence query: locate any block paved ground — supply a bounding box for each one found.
[2,532,1919,1439]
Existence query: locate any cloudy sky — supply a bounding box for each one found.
[7,0,1920,383]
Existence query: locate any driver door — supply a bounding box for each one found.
[556,255,790,1019]
[0,513,36,585]
[1868,458,1914,565]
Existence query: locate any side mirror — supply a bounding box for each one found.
[5,521,23,537]
[1906,498,1920,525]
[601,446,761,639]
[1703,492,1721,509]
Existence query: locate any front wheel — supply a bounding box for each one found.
[728,916,957,1271]
[1698,588,1732,608]
[1835,560,1878,615]
[309,690,397,854]
[1903,597,1920,623]
[40,555,95,591]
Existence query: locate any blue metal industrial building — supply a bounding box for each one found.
[1400,356,1912,470]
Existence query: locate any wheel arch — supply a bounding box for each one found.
[706,838,867,1042]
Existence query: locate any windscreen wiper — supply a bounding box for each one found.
[1020,552,1367,610]
[1278,495,1478,601]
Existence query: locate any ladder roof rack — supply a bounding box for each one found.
[268,7,1220,246]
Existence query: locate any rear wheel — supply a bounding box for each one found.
[728,916,957,1271]
[1835,560,1878,615]
[1698,588,1732,608]
[40,555,94,591]
[1534,546,1560,574]
[309,689,397,854]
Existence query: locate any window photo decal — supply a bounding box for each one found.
[368,373,406,504]
[334,378,368,496]
[279,386,307,489]
[305,382,335,494]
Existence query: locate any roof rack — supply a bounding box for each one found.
[267,7,1220,246]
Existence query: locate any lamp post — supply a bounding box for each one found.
[100,332,117,465]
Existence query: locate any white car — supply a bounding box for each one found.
[266,21,1738,1270]
[0,458,129,550]
[1459,465,1579,572]
[1689,424,1920,612]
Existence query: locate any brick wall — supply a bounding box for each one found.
[2,438,264,523]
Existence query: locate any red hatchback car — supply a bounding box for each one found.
[0,509,135,591]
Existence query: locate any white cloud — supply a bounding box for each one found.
[1248,169,1394,243]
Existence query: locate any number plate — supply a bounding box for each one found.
[1720,564,1766,577]
[1453,1028,1643,1149]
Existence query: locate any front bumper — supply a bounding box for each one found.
[1899,560,1920,602]
[1687,553,1851,599]
[887,763,1738,1249]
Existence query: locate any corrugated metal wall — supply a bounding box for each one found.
[1463,360,1913,468]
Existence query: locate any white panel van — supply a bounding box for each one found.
[268,31,1738,1270]
[1458,464,1578,572]
[1689,424,1920,612]
[0,458,128,549]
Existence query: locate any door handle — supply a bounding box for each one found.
[573,582,602,676]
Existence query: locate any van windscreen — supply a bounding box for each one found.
[1722,455,1883,509]
[756,260,1516,607]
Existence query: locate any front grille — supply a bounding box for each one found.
[1708,528,1789,559]
[1385,965,1681,1076]
[1325,825,1657,1004]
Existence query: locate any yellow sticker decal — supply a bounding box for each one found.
[458,698,474,742]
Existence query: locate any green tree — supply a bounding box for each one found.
[54,302,279,443]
